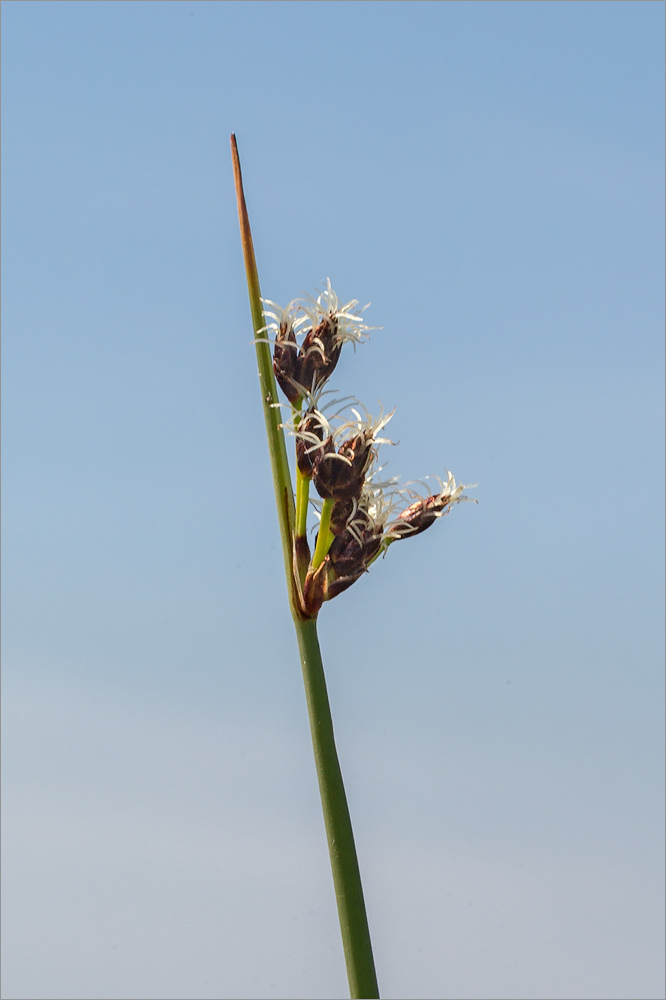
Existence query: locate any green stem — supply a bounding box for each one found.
[295,617,380,999]
[296,466,311,539]
[232,134,379,998]
[292,400,311,542]
[312,497,335,569]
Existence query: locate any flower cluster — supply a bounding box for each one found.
[263,279,373,404]
[263,281,475,618]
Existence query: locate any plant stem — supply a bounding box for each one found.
[312,497,335,569]
[231,134,379,998]
[294,617,380,999]
[296,466,311,539]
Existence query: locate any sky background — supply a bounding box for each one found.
[1,2,664,999]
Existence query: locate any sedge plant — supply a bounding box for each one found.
[231,134,475,1000]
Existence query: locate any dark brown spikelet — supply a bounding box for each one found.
[295,410,325,476]
[395,494,447,537]
[325,521,383,599]
[300,317,342,392]
[329,528,382,578]
[329,497,355,536]
[273,319,303,404]
[312,432,374,500]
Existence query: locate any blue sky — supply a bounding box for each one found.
[2,2,664,998]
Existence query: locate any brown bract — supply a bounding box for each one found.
[299,317,342,391]
[295,410,326,476]
[273,319,302,404]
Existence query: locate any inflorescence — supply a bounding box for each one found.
[261,279,476,618]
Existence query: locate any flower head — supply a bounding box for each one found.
[261,298,309,404]
[263,278,476,616]
[300,278,374,353]
[262,280,376,402]
[281,388,354,478]
[311,405,395,501]
[389,472,477,538]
